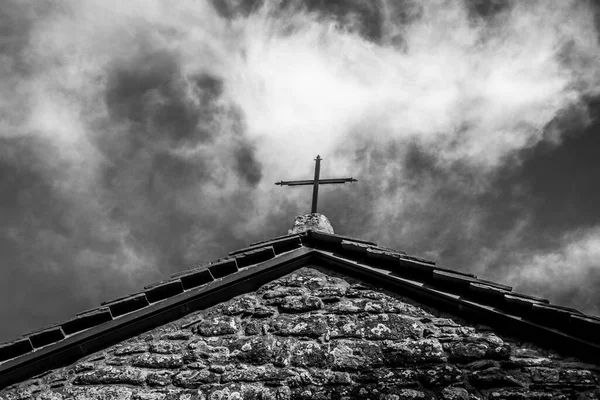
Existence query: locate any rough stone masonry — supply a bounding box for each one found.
[1,266,599,400]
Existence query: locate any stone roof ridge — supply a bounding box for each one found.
[1,229,600,388]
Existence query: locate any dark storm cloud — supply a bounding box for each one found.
[1,0,600,343]
[105,50,217,144]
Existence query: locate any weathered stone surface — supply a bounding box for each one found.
[185,340,231,364]
[221,365,294,385]
[262,287,306,299]
[114,342,148,355]
[488,390,568,400]
[271,314,328,337]
[131,353,184,369]
[288,213,334,235]
[146,371,174,387]
[529,367,560,383]
[73,366,147,385]
[468,367,523,388]
[329,314,423,340]
[445,341,489,362]
[232,336,278,365]
[330,340,384,370]
[191,316,238,336]
[418,365,463,387]
[279,295,324,313]
[221,295,259,316]
[560,369,597,386]
[314,286,346,302]
[351,368,418,386]
[346,287,387,300]
[327,297,425,315]
[149,340,183,354]
[441,387,470,400]
[173,370,221,387]
[244,321,262,336]
[383,339,447,365]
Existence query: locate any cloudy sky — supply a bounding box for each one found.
[1,0,600,342]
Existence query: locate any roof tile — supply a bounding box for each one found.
[433,270,478,286]
[207,259,238,279]
[144,280,184,304]
[230,235,302,256]
[307,230,377,247]
[0,339,33,363]
[468,282,512,306]
[26,326,65,349]
[341,240,372,254]
[503,294,548,315]
[399,254,436,265]
[235,246,276,268]
[173,268,214,290]
[61,307,113,335]
[103,293,150,318]
[530,303,577,328]
[366,247,404,267]
[249,232,306,247]
[433,271,513,294]
[569,315,600,342]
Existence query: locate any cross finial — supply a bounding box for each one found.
[275,155,357,213]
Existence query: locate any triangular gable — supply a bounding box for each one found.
[1,230,599,389]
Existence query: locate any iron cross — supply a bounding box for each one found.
[275,155,357,213]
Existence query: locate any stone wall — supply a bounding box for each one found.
[2,266,599,400]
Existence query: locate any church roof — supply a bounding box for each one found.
[1,228,599,389]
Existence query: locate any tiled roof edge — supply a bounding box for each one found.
[0,247,316,389]
[0,247,284,367]
[313,249,600,355]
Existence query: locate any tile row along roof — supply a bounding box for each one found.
[1,230,599,389]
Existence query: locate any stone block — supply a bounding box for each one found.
[191,316,238,336]
[279,295,324,313]
[271,314,329,338]
[149,340,183,354]
[173,370,221,387]
[468,367,523,388]
[383,339,447,366]
[73,366,147,386]
[131,353,184,369]
[114,341,149,355]
[418,365,463,387]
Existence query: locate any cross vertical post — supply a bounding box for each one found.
[275,155,357,214]
[311,155,321,213]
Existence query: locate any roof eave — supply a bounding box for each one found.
[0,247,315,390]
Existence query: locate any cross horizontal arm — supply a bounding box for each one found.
[275,178,358,186]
